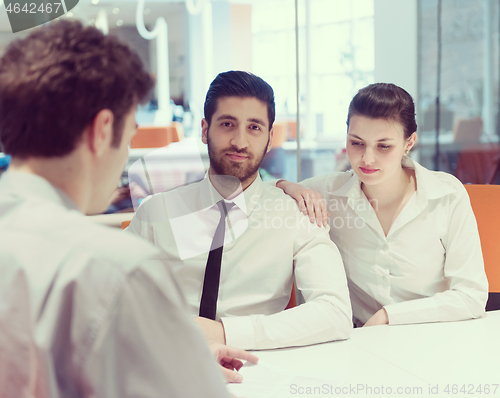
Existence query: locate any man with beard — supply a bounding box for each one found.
[127,71,352,350]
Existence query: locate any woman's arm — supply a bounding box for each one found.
[275,179,329,227]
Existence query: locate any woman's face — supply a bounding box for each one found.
[346,115,416,188]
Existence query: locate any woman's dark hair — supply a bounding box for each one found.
[346,83,417,139]
[0,20,154,158]
[204,71,275,129]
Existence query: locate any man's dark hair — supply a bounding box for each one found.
[347,83,417,139]
[0,20,154,158]
[204,71,275,129]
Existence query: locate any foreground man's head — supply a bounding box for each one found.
[0,20,153,213]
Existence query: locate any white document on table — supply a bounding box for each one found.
[227,360,347,398]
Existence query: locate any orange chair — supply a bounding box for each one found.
[121,220,131,229]
[168,121,184,143]
[288,120,297,139]
[464,184,500,311]
[130,122,184,149]
[454,148,498,184]
[272,122,287,148]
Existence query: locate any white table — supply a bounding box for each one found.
[230,311,500,397]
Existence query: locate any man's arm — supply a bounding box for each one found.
[194,316,226,344]
[220,216,352,350]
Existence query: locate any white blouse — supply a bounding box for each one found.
[300,158,488,326]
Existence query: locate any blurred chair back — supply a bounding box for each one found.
[130,122,184,149]
[288,120,297,140]
[168,121,184,143]
[464,184,500,310]
[455,148,498,185]
[272,122,287,148]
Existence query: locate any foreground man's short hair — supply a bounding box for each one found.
[0,20,154,158]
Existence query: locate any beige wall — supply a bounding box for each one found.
[230,4,252,72]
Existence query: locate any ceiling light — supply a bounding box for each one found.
[144,8,151,15]
[116,19,123,26]
[112,7,119,14]
[91,0,99,4]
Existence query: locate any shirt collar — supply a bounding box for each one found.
[328,170,360,198]
[406,157,455,200]
[328,157,455,201]
[200,173,263,216]
[0,171,81,212]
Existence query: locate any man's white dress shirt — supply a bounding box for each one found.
[299,158,488,326]
[127,174,352,350]
[0,172,230,398]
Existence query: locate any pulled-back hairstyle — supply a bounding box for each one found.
[204,70,275,129]
[346,83,417,139]
[0,20,154,158]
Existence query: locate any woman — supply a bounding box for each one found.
[276,83,488,327]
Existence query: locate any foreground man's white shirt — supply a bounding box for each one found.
[300,157,488,326]
[127,174,352,350]
[0,171,230,398]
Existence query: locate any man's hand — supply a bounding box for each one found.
[276,180,329,227]
[363,308,389,327]
[194,316,226,345]
[210,343,259,383]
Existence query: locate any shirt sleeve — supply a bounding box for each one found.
[263,176,329,192]
[299,175,330,193]
[221,216,352,350]
[384,184,488,325]
[263,179,280,187]
[83,259,231,398]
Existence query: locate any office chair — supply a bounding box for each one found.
[464,184,500,311]
[130,122,184,149]
[121,220,131,230]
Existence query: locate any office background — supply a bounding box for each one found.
[0,0,498,205]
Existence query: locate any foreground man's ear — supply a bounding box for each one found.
[87,109,114,157]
